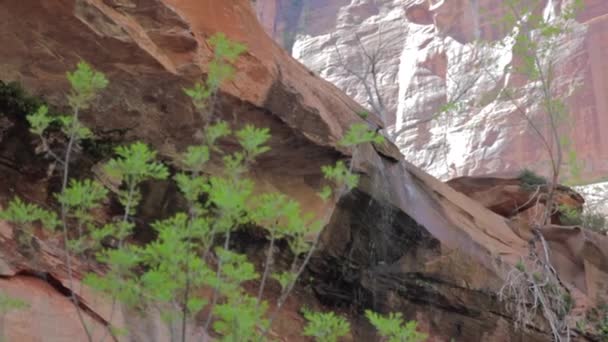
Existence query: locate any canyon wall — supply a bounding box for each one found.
[1,0,607,340]
[256,0,608,182]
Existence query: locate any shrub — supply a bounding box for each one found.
[558,204,608,234]
[365,310,427,342]
[518,169,547,189]
[302,309,351,342]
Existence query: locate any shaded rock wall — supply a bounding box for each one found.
[256,0,608,181]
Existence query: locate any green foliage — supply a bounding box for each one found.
[365,310,427,342]
[56,114,93,140]
[104,142,169,211]
[302,309,351,342]
[356,110,369,119]
[271,271,297,292]
[105,142,169,184]
[0,197,59,230]
[236,125,271,161]
[213,295,268,342]
[558,204,582,226]
[322,161,359,191]
[0,293,28,314]
[0,197,59,249]
[518,169,547,188]
[339,123,384,147]
[558,206,608,233]
[27,105,54,135]
[318,185,333,201]
[181,145,210,172]
[27,105,92,142]
[205,121,231,150]
[57,179,108,212]
[84,246,144,307]
[205,176,254,217]
[184,33,246,112]
[208,32,247,63]
[183,83,211,112]
[66,61,108,110]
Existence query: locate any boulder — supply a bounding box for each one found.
[446,176,585,220]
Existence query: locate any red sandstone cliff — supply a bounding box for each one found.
[0,0,607,341]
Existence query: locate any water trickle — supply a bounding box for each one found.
[364,157,395,309]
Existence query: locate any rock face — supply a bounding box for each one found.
[446,176,585,220]
[255,0,608,181]
[446,176,608,310]
[1,0,608,341]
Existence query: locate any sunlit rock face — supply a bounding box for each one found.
[256,0,608,181]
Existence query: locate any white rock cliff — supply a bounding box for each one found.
[255,0,608,182]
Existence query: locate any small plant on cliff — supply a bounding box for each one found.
[0,293,28,315]
[518,168,547,189]
[558,205,608,234]
[0,198,58,252]
[365,310,427,342]
[302,309,351,342]
[558,204,582,226]
[0,292,28,342]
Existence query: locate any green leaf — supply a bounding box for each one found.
[55,114,93,140]
[356,110,369,119]
[339,123,384,147]
[56,179,108,211]
[184,82,212,110]
[181,145,210,172]
[215,247,259,287]
[318,185,333,201]
[0,293,28,314]
[208,33,247,62]
[205,121,231,150]
[175,173,207,203]
[322,161,359,190]
[0,197,59,230]
[187,297,207,313]
[26,105,53,136]
[67,61,108,109]
[104,142,169,186]
[206,176,254,216]
[302,309,351,342]
[236,125,271,160]
[271,272,296,292]
[365,310,427,342]
[212,295,267,341]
